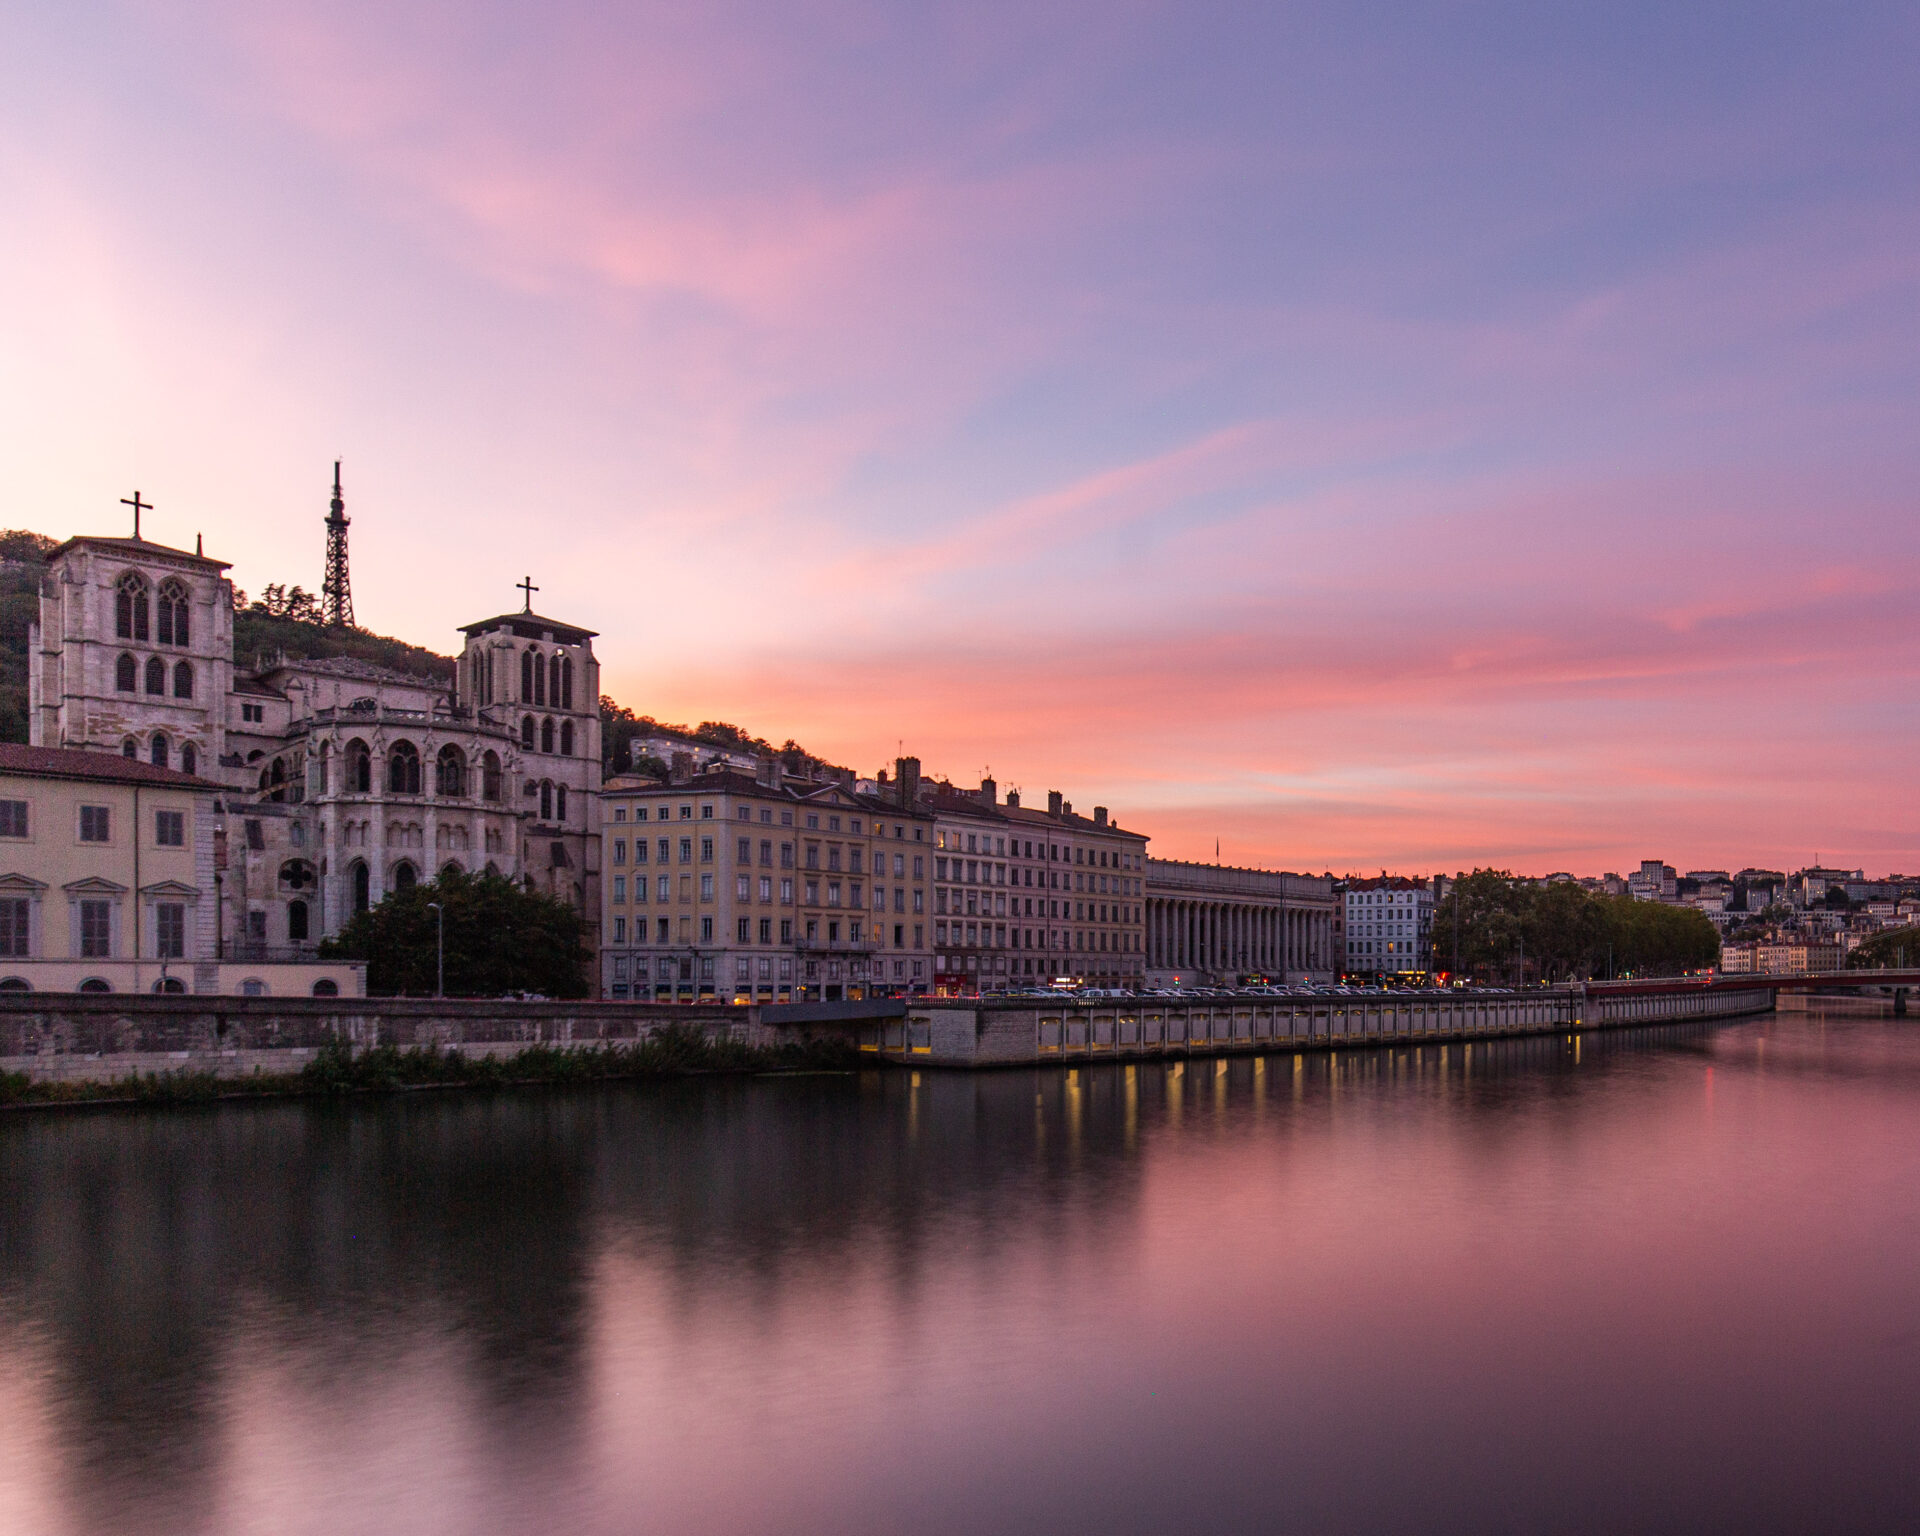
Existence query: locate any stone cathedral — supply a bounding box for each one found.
[27,484,602,959]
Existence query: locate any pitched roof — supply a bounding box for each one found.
[0,743,221,790]
[458,611,598,643]
[45,534,231,571]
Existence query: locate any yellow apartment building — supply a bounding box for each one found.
[0,744,363,996]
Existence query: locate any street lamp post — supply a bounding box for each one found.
[427,901,444,999]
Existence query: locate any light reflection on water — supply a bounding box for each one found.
[4,1008,1920,1535]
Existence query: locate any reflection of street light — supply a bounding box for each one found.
[427,902,444,999]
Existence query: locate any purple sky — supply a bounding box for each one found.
[3,1,1917,873]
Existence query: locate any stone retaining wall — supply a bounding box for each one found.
[0,996,818,1082]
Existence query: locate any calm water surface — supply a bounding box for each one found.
[4,1004,1920,1535]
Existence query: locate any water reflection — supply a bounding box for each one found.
[4,1011,1919,1534]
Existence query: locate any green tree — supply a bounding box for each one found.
[319,868,588,997]
[1846,926,1920,969]
[1433,871,1719,982]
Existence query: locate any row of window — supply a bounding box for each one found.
[317,741,506,801]
[932,858,1139,896]
[934,923,1140,953]
[609,801,929,843]
[606,836,928,881]
[936,829,1142,871]
[466,646,582,710]
[937,891,1137,922]
[0,801,185,847]
[114,654,194,699]
[0,975,342,996]
[518,715,576,755]
[114,573,191,646]
[0,895,187,958]
[605,913,928,950]
[122,734,198,774]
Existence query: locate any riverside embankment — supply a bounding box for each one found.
[0,980,1781,1104]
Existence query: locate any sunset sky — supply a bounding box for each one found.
[2,2,1916,875]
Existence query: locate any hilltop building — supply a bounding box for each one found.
[25,487,602,966]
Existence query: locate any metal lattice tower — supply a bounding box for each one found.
[321,460,354,628]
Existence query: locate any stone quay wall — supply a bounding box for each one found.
[858,982,1777,1066]
[0,995,875,1084]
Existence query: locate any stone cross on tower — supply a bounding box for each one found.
[517,575,539,613]
[121,491,150,539]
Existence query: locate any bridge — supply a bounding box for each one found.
[856,972,1914,1066]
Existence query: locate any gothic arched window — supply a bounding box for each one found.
[556,784,567,822]
[561,656,573,710]
[351,860,370,913]
[435,744,467,798]
[172,660,193,699]
[540,717,554,754]
[150,734,169,768]
[521,715,535,749]
[521,648,535,702]
[481,750,502,802]
[441,861,461,882]
[288,900,309,942]
[157,580,189,646]
[559,719,574,756]
[269,759,286,802]
[393,861,417,892]
[180,742,196,777]
[533,650,546,706]
[122,737,137,759]
[387,741,421,795]
[346,739,372,794]
[144,656,165,695]
[116,572,149,641]
[539,780,553,821]
[116,654,137,693]
[548,654,561,706]
[311,743,328,795]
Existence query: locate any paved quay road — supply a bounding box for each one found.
[3,1002,1918,1535]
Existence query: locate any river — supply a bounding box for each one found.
[3,1003,1918,1534]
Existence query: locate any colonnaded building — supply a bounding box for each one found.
[26,506,602,961]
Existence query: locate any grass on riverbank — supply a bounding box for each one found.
[0,1027,864,1109]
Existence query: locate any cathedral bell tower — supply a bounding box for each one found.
[29,500,234,777]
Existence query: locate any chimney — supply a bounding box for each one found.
[756,753,777,787]
[877,768,890,786]
[979,777,996,806]
[896,756,921,808]
[1047,790,1063,816]
[1094,806,1108,827]
[669,751,693,785]
[1062,800,1072,817]
[1005,790,1020,809]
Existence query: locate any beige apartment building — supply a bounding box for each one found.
[598,758,933,1002]
[920,776,1148,994]
[0,744,362,995]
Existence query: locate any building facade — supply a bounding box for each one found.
[1145,859,1336,986]
[28,521,603,960]
[920,778,1147,994]
[597,758,934,1002]
[1342,877,1436,978]
[0,744,362,995]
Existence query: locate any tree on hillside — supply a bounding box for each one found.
[319,868,588,997]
